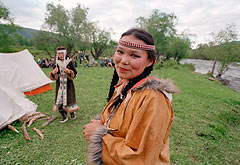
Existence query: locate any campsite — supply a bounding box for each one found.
[1,56,240,164]
[1,1,240,164]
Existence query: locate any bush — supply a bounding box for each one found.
[182,63,195,72]
[154,60,180,70]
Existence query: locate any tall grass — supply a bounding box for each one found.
[0,63,239,164]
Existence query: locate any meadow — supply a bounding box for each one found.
[0,62,240,164]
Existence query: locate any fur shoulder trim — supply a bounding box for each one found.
[132,77,180,94]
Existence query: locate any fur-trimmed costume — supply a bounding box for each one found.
[49,60,79,112]
[88,77,179,164]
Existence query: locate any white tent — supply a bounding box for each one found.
[0,49,53,130]
[0,49,53,94]
[0,76,37,130]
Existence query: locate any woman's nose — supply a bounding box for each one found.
[120,55,130,65]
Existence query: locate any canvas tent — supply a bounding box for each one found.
[0,49,53,130]
[0,76,37,130]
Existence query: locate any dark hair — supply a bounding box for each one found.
[56,46,66,51]
[107,29,156,108]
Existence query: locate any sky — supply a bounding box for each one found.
[1,0,240,47]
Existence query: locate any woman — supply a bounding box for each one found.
[50,46,80,123]
[83,29,179,164]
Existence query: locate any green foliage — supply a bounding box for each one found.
[166,34,191,61]
[0,2,10,21]
[0,65,240,164]
[43,3,91,54]
[89,26,112,59]
[136,9,177,55]
[189,24,240,77]
[0,2,22,52]
[155,60,179,69]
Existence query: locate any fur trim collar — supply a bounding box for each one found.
[131,77,179,94]
[131,77,179,102]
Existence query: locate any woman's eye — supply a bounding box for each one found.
[131,54,140,58]
[116,50,123,54]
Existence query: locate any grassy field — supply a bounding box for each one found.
[0,62,240,164]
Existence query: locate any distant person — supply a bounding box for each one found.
[89,56,95,67]
[85,52,89,61]
[45,58,49,68]
[74,56,78,67]
[104,56,108,67]
[99,57,104,67]
[83,29,179,164]
[78,51,84,65]
[37,58,41,67]
[84,57,89,67]
[49,46,80,123]
[40,58,46,68]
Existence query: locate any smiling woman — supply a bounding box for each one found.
[83,28,179,164]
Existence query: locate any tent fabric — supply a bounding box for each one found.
[0,49,53,130]
[0,76,37,130]
[24,83,52,96]
[0,49,53,93]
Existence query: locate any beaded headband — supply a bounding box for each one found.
[119,39,155,51]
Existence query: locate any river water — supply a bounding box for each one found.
[180,59,240,93]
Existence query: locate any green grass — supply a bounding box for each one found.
[0,63,240,164]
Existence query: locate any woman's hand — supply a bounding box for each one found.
[52,67,58,74]
[64,68,71,74]
[83,120,103,142]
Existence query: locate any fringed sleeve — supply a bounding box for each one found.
[49,72,58,80]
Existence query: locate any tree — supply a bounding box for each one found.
[43,3,90,55]
[136,9,177,58]
[0,2,20,52]
[166,33,191,62]
[89,24,112,59]
[32,30,60,58]
[208,23,239,77]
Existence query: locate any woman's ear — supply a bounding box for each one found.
[146,59,154,67]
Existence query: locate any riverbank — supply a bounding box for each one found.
[180,59,240,93]
[0,65,240,164]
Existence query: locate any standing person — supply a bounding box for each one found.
[83,29,179,164]
[85,52,89,61]
[78,51,84,65]
[50,46,80,123]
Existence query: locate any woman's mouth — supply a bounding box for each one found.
[119,67,129,72]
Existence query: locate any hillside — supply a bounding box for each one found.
[16,26,40,39]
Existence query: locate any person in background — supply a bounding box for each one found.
[78,51,84,65]
[49,46,80,123]
[74,56,78,67]
[85,52,89,61]
[99,57,104,67]
[83,28,179,164]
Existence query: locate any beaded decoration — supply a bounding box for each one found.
[119,39,155,51]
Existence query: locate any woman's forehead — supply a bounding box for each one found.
[117,45,147,55]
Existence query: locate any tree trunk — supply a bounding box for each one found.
[91,49,96,59]
[45,49,53,58]
[211,56,217,76]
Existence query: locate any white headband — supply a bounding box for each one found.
[57,50,66,55]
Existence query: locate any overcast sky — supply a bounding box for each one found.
[1,0,240,47]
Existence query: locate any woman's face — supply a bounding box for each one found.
[114,35,153,82]
[58,52,65,61]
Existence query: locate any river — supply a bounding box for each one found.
[180,59,240,93]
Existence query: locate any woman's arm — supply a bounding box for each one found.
[49,65,58,80]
